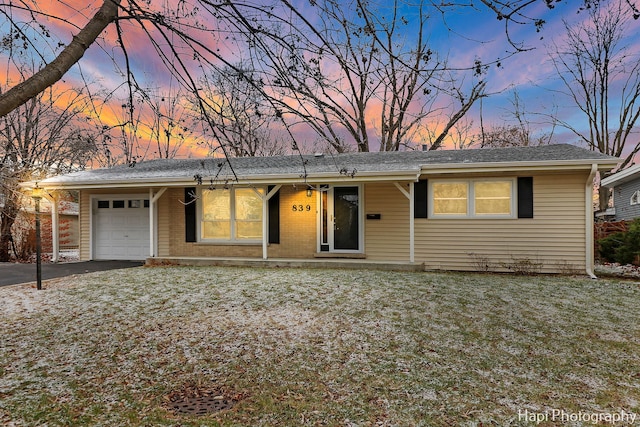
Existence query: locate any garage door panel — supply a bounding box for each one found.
[126,215,147,227]
[93,197,149,261]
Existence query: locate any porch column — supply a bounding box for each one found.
[51,197,59,263]
[393,182,415,263]
[43,192,60,263]
[257,185,281,260]
[409,182,415,263]
[149,187,167,258]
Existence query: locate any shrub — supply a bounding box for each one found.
[598,218,640,265]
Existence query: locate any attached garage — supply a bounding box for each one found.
[92,196,150,260]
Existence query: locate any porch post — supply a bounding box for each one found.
[149,187,167,258]
[262,195,268,260]
[409,182,415,263]
[43,192,60,263]
[258,185,282,260]
[393,182,415,263]
[149,188,154,258]
[51,196,59,263]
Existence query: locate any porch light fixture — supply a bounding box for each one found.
[306,187,313,197]
[31,183,43,290]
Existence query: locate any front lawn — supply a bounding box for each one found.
[1,267,639,426]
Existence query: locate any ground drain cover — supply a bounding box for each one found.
[166,386,239,415]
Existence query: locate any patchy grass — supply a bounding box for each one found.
[1,266,639,426]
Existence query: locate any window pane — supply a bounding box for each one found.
[113,200,125,208]
[474,181,512,215]
[235,188,263,221]
[235,189,263,240]
[97,200,109,209]
[433,182,468,215]
[202,189,230,221]
[202,221,231,239]
[236,221,262,239]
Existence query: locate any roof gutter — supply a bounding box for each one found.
[20,171,422,191]
[420,158,619,175]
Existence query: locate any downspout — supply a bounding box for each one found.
[586,164,598,279]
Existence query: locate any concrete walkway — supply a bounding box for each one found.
[0,260,144,287]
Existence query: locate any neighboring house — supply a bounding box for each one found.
[600,163,640,221]
[25,199,80,252]
[1,195,79,256]
[25,144,618,276]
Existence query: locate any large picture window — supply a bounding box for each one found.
[430,179,515,218]
[201,187,264,241]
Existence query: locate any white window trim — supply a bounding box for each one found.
[630,190,640,206]
[428,178,517,219]
[197,186,265,243]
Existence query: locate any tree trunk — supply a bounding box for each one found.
[0,0,120,118]
[599,185,612,212]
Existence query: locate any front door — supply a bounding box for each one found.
[320,186,361,252]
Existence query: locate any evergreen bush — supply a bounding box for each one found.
[598,218,640,265]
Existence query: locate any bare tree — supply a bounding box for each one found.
[549,0,640,209]
[146,87,198,159]
[92,95,149,168]
[0,82,96,261]
[197,66,288,157]
[478,90,555,148]
[237,0,488,152]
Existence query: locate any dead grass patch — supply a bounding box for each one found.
[1,266,639,426]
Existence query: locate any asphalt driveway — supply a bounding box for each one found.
[0,260,144,287]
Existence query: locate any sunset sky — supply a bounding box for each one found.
[2,0,639,159]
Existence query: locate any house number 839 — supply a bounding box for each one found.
[292,204,312,212]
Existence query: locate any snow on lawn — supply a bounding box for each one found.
[1,266,640,426]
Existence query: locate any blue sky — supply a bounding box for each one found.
[3,0,639,155]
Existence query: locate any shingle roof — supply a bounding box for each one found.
[40,144,619,187]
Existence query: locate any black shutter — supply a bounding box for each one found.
[414,179,428,218]
[268,186,280,244]
[185,187,197,242]
[517,177,534,219]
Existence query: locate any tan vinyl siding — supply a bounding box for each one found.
[79,190,90,261]
[364,183,410,261]
[415,172,588,273]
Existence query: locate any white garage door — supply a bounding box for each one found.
[93,197,150,260]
